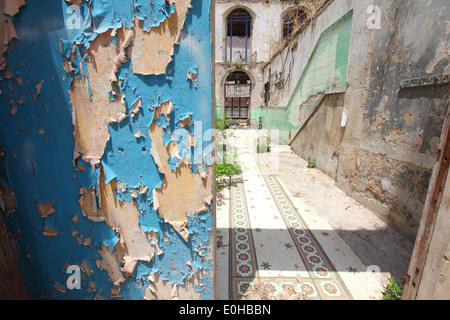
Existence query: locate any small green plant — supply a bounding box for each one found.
[215,113,242,190]
[216,152,242,192]
[382,278,403,300]
[216,113,232,155]
[307,156,316,168]
[256,136,271,153]
[216,113,231,132]
[216,154,242,178]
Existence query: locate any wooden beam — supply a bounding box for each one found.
[402,106,450,299]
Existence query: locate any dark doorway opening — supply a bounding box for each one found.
[225,71,251,121]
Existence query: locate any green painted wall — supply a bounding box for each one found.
[252,10,353,144]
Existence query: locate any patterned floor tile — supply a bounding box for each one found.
[225,149,352,300]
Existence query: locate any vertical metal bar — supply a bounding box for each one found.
[248,81,251,121]
[287,17,290,42]
[269,67,271,86]
[229,15,233,62]
[268,67,271,104]
[245,13,248,62]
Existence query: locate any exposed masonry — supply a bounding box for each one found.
[0,0,214,299]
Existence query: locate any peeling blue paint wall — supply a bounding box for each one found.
[0,0,214,300]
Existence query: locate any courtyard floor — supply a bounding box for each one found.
[215,129,413,300]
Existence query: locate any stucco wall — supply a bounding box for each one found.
[337,0,449,241]
[290,93,345,180]
[258,4,353,143]
[260,0,449,242]
[0,0,215,300]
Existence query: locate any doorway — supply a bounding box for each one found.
[224,71,251,121]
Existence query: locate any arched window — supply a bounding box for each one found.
[282,7,307,42]
[226,8,252,62]
[224,71,251,120]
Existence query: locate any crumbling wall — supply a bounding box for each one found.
[337,0,449,241]
[290,93,345,180]
[258,3,353,143]
[262,0,449,242]
[0,0,214,299]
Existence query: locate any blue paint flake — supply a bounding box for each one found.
[0,0,213,300]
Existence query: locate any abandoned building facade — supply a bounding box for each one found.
[215,0,449,299]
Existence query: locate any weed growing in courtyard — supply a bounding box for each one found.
[216,113,231,133]
[215,114,242,190]
[382,278,403,300]
[256,136,271,153]
[216,153,242,178]
[307,156,316,168]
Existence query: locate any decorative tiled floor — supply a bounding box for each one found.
[227,170,351,300]
[216,130,386,300]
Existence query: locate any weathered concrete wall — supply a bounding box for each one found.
[259,3,353,143]
[290,93,345,180]
[0,0,215,299]
[337,0,450,241]
[261,0,449,242]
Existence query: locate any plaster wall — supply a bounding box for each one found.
[262,0,449,242]
[0,0,215,300]
[262,0,352,108]
[290,93,345,180]
[337,0,449,241]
